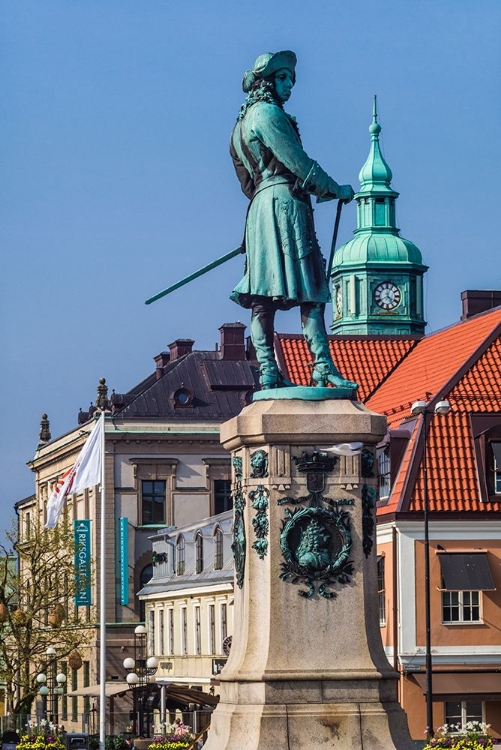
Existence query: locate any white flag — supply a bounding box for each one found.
[45,414,104,529]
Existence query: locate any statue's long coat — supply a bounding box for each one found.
[230,101,336,310]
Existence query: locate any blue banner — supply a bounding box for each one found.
[74,520,92,606]
[119,517,129,606]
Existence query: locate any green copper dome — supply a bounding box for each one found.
[334,232,423,267]
[334,95,424,268]
[330,97,427,336]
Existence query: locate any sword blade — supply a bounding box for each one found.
[145,246,245,305]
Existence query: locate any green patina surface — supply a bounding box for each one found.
[230,51,358,394]
[331,96,427,336]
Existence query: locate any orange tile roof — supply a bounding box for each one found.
[278,308,501,517]
[367,309,501,419]
[405,336,501,514]
[276,334,418,402]
[369,310,501,515]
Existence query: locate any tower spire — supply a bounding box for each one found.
[358,94,393,194]
[330,98,428,336]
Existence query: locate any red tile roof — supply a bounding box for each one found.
[367,309,501,423]
[278,308,501,517]
[276,334,418,402]
[368,309,501,515]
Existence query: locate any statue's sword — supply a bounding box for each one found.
[327,199,344,280]
[145,200,343,305]
[145,246,245,305]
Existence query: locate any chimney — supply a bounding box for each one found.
[461,290,501,321]
[219,322,246,360]
[154,351,170,379]
[168,338,195,361]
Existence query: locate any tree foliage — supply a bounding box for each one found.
[0,515,95,718]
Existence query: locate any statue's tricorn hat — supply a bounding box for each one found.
[242,50,297,92]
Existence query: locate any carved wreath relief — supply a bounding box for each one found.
[231,455,246,589]
[278,450,354,599]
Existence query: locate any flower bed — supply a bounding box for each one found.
[424,722,499,749]
[148,721,195,750]
[17,721,65,750]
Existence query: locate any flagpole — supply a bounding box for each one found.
[99,409,106,750]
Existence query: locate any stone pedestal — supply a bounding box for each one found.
[204,397,414,749]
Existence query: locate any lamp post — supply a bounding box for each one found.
[123,625,158,737]
[410,399,451,740]
[36,646,67,723]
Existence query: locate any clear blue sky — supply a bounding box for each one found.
[1,0,500,535]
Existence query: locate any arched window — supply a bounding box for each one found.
[176,536,185,575]
[195,532,204,574]
[214,527,223,571]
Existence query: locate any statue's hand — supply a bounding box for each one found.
[337,184,355,203]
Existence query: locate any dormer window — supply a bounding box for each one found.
[377,448,391,500]
[176,535,185,575]
[491,443,501,494]
[173,387,193,407]
[470,416,501,501]
[195,532,204,574]
[214,527,223,570]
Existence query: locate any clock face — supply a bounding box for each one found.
[374,282,401,310]
[335,285,342,315]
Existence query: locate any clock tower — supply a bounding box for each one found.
[331,98,427,335]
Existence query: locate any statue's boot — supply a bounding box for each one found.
[301,303,358,390]
[251,299,296,389]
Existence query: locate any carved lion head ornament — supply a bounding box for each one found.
[242,50,297,92]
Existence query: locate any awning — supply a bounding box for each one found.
[66,682,219,708]
[67,682,130,698]
[438,552,495,591]
[411,672,501,700]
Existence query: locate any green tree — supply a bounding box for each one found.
[0,515,94,720]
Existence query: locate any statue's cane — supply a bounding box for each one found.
[327,199,344,281]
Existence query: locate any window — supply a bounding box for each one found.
[221,603,228,644]
[377,556,386,626]
[208,604,216,654]
[377,449,391,500]
[214,527,223,571]
[445,700,483,728]
[159,610,165,655]
[195,533,204,574]
[181,607,188,655]
[176,536,185,575]
[442,591,481,623]
[194,606,201,655]
[492,442,501,494]
[83,660,90,719]
[141,480,166,525]
[214,479,232,514]
[71,667,78,722]
[148,610,155,654]
[168,609,174,655]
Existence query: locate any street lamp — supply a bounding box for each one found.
[123,625,158,737]
[410,399,451,740]
[37,646,67,722]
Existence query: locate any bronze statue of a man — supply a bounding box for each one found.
[230,50,357,392]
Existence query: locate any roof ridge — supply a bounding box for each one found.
[364,338,421,402]
[423,304,501,340]
[427,316,501,408]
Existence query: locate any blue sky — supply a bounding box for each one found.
[1,0,500,535]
